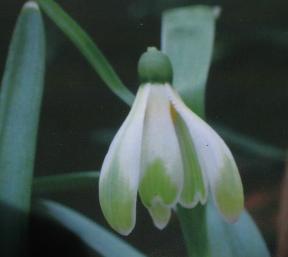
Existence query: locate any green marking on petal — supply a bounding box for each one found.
[172,105,207,207]
[139,159,178,207]
[100,161,136,235]
[166,85,244,221]
[147,199,171,229]
[99,86,150,235]
[214,154,244,222]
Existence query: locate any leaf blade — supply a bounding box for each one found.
[37,200,146,257]
[33,171,100,195]
[206,201,271,257]
[37,0,134,105]
[0,2,45,255]
[161,5,218,118]
[0,0,45,211]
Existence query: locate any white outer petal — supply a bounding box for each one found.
[166,85,243,222]
[99,85,150,235]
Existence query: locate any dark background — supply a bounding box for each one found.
[1,0,288,256]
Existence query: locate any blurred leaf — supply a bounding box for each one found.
[214,123,286,161]
[161,5,218,118]
[0,2,45,255]
[33,171,99,195]
[206,201,270,257]
[37,200,146,257]
[177,202,270,257]
[37,0,134,105]
[162,5,270,257]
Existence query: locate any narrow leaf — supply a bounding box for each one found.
[33,171,99,195]
[0,2,45,255]
[36,200,146,257]
[214,123,286,161]
[161,5,218,118]
[37,0,134,105]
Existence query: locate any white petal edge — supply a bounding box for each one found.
[166,85,243,222]
[148,197,171,230]
[170,99,208,207]
[99,85,150,235]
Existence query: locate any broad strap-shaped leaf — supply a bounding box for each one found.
[206,201,271,257]
[36,200,146,257]
[0,2,45,256]
[177,202,271,257]
[161,5,218,117]
[99,86,150,235]
[37,0,134,105]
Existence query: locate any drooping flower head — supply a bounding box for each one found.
[99,47,244,235]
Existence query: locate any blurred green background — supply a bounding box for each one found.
[1,0,287,256]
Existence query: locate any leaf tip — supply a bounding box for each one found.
[23,1,39,10]
[212,6,222,19]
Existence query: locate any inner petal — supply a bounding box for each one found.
[139,84,183,227]
[170,104,207,207]
[166,85,243,222]
[147,197,171,230]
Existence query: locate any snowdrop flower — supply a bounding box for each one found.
[99,47,243,235]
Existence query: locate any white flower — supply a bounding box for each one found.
[99,47,243,235]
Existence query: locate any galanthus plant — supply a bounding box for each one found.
[0,1,273,256]
[99,47,244,235]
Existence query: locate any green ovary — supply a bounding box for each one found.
[139,159,178,208]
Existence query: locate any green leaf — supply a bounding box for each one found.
[36,200,146,257]
[33,171,99,195]
[206,201,270,257]
[161,5,218,118]
[36,0,134,105]
[177,205,210,257]
[0,2,45,255]
[214,123,286,161]
[162,5,270,257]
[177,202,270,257]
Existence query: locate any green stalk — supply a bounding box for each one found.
[0,2,45,255]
